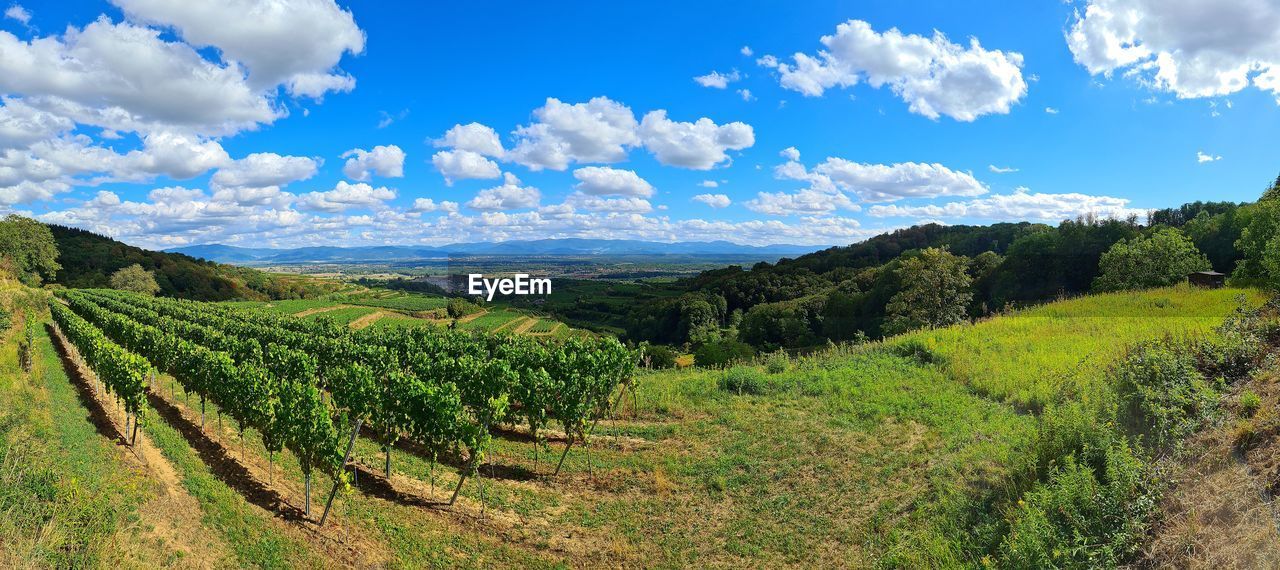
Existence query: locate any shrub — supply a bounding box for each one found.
[1240,390,1262,417]
[764,350,790,374]
[1111,338,1219,451]
[1000,439,1157,569]
[644,344,678,369]
[694,338,755,368]
[0,304,9,332]
[18,324,34,372]
[446,297,482,318]
[889,338,938,364]
[718,366,770,395]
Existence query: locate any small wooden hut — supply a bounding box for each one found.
[1187,271,1226,289]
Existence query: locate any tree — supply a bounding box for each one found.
[1092,228,1211,292]
[110,264,161,295]
[883,248,973,336]
[0,215,61,285]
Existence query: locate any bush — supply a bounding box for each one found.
[718,366,770,395]
[446,297,482,318]
[644,344,678,369]
[889,338,939,364]
[1000,439,1157,569]
[0,304,9,332]
[1240,390,1262,417]
[1111,338,1220,451]
[694,338,755,368]
[764,351,790,374]
[18,325,34,372]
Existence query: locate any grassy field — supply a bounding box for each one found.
[3,284,1261,567]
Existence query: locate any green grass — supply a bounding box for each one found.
[458,309,526,330]
[303,306,379,326]
[525,319,557,334]
[897,285,1264,410]
[342,292,449,312]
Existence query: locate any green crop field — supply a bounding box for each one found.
[300,305,378,325]
[458,309,527,330]
[341,293,449,312]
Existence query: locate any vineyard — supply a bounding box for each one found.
[48,289,637,522]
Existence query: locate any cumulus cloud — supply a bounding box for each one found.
[431,149,500,185]
[211,152,318,190]
[988,164,1018,173]
[699,180,719,188]
[778,152,987,203]
[867,187,1146,221]
[571,166,654,197]
[466,172,540,210]
[111,0,364,97]
[563,192,652,213]
[434,122,505,157]
[693,69,742,89]
[0,98,75,150]
[741,46,753,57]
[1197,150,1222,163]
[745,187,860,216]
[342,144,404,180]
[638,110,754,169]
[299,180,395,212]
[1068,0,1280,100]
[409,197,458,213]
[758,19,1026,121]
[509,97,640,171]
[693,193,731,208]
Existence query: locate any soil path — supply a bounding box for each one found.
[48,323,234,568]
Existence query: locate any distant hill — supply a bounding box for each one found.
[168,239,826,264]
[48,225,337,301]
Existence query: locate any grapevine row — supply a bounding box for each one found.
[74,289,638,487]
[56,292,346,517]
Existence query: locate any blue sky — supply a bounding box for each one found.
[2,0,1278,248]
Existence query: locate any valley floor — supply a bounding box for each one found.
[2,284,1276,568]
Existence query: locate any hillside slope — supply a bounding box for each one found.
[8,283,1264,567]
[48,225,335,301]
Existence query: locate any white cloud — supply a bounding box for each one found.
[119,131,231,179]
[988,164,1018,173]
[737,88,755,101]
[509,97,640,171]
[1045,106,1059,114]
[758,19,1027,121]
[563,192,652,213]
[211,152,317,190]
[431,149,500,185]
[377,109,408,129]
[1068,0,1280,100]
[571,166,654,197]
[4,4,30,25]
[299,180,395,212]
[434,122,505,157]
[111,0,364,97]
[745,187,860,216]
[409,197,458,213]
[693,193,731,208]
[780,146,801,162]
[868,187,1146,221]
[699,180,719,188]
[0,98,75,150]
[638,110,754,169]
[1197,150,1221,163]
[466,172,540,211]
[794,156,987,203]
[693,69,742,89]
[341,144,404,181]
[0,18,280,136]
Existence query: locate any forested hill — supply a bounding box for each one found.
[47,225,334,301]
[624,191,1268,353]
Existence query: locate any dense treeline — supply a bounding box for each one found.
[48,224,337,301]
[627,176,1280,357]
[0,215,61,285]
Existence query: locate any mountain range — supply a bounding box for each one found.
[167,239,829,264]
